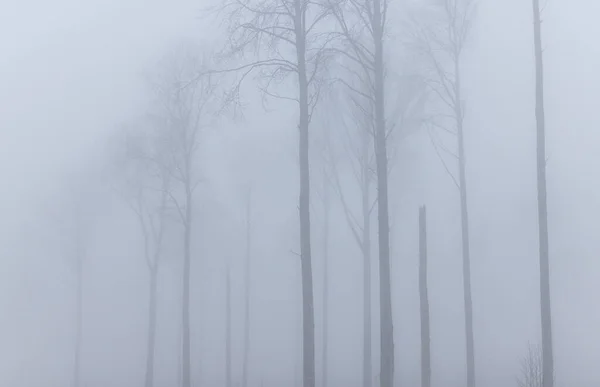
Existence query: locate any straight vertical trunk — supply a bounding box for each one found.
[418,207,431,387]
[294,6,315,387]
[178,305,183,387]
[226,267,232,387]
[532,1,554,386]
[372,1,394,386]
[294,260,302,387]
[73,257,83,387]
[361,132,372,387]
[145,267,159,387]
[322,173,330,387]
[455,60,475,387]
[242,192,252,387]
[182,189,193,387]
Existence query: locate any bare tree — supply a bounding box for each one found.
[412,1,477,386]
[311,124,332,387]
[43,172,103,387]
[323,62,425,387]
[148,43,219,387]
[516,343,543,387]
[325,0,394,383]
[217,1,335,386]
[418,206,431,387]
[109,121,172,387]
[531,1,554,386]
[327,89,376,387]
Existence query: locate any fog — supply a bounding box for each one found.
[1,0,599,387]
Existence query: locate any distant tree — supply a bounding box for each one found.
[310,118,332,387]
[109,120,171,387]
[45,171,103,387]
[324,65,425,387]
[242,186,253,387]
[412,1,477,386]
[516,343,544,387]
[531,1,554,386]
[418,206,431,387]
[226,266,233,387]
[217,0,336,385]
[147,42,220,387]
[326,0,395,382]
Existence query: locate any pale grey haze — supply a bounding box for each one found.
[0,0,599,387]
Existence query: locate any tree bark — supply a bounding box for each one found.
[182,188,193,387]
[144,266,159,387]
[455,58,476,387]
[532,1,554,386]
[294,3,315,386]
[226,267,232,387]
[418,206,431,387]
[372,0,394,386]
[322,172,330,387]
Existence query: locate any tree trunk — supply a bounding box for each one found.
[242,191,251,387]
[182,189,193,387]
[372,1,394,386]
[418,206,431,387]
[361,132,372,387]
[294,5,315,387]
[532,1,554,386]
[226,267,232,387]
[178,305,183,387]
[73,257,83,387]
[455,59,476,387]
[322,172,330,387]
[145,266,159,387]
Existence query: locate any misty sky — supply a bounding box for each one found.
[1,0,600,386]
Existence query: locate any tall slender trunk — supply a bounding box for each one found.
[178,302,183,387]
[73,256,83,387]
[372,1,393,386]
[242,190,252,387]
[226,267,232,387]
[455,58,475,387]
[532,1,554,386]
[182,188,193,387]
[145,266,159,387]
[322,173,330,387]
[361,131,372,387]
[294,5,315,387]
[294,259,302,387]
[418,207,431,387]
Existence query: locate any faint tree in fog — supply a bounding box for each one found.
[418,206,431,387]
[47,173,102,387]
[242,186,253,387]
[110,122,171,387]
[325,60,425,387]
[310,118,332,387]
[327,86,376,387]
[531,0,554,385]
[412,1,477,386]
[516,343,547,387]
[148,43,219,387]
[217,1,335,385]
[326,0,394,383]
[226,266,233,387]
[67,195,90,387]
